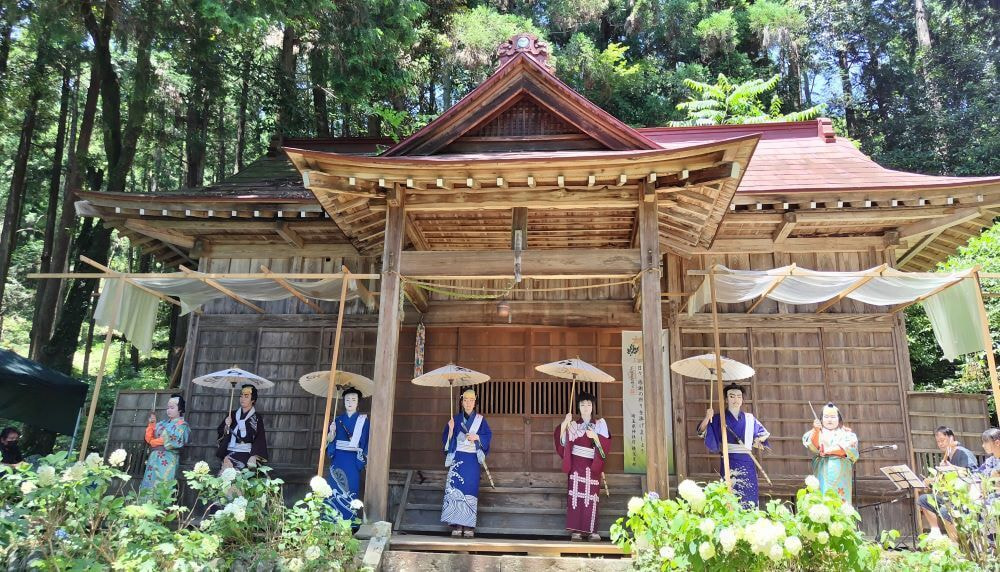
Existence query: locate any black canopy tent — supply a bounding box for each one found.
[0,349,88,434]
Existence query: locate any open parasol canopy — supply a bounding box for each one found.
[669,354,755,381]
[412,363,490,417]
[298,370,374,398]
[192,367,274,413]
[535,358,615,383]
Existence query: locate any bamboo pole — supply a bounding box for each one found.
[78,279,125,461]
[746,264,796,313]
[972,270,1000,418]
[317,266,352,477]
[260,265,324,312]
[29,271,380,280]
[708,268,732,490]
[179,265,265,313]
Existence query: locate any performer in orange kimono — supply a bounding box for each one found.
[554,391,611,541]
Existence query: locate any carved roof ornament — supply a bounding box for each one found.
[498,34,552,71]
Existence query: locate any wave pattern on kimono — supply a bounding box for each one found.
[803,426,859,505]
[440,412,492,528]
[216,407,269,469]
[554,418,611,534]
[140,417,190,490]
[325,412,370,522]
[704,411,770,507]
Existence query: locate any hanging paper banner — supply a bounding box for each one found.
[414,322,426,378]
[622,330,672,474]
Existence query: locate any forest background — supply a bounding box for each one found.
[0,0,997,454]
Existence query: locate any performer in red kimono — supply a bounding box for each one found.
[554,391,611,541]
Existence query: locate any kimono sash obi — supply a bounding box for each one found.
[228,407,257,452]
[571,445,596,459]
[725,412,758,455]
[335,414,368,451]
[456,414,483,453]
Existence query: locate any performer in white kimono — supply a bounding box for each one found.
[441,388,492,538]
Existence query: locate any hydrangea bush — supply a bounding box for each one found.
[0,451,359,571]
[611,477,884,571]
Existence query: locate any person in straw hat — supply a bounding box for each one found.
[441,387,492,538]
[324,387,369,526]
[217,384,269,471]
[697,383,770,507]
[802,402,859,505]
[555,391,611,541]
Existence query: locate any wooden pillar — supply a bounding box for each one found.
[665,253,688,480]
[638,187,670,495]
[364,203,405,521]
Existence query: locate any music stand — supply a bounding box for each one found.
[880,465,923,545]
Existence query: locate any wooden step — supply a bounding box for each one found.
[389,534,626,557]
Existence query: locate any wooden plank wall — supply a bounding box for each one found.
[390,326,626,473]
[908,392,991,475]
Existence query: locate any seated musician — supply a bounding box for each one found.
[217,384,269,471]
[919,427,1000,540]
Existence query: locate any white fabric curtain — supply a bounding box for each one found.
[93,275,368,355]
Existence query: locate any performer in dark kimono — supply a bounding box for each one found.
[697,383,770,507]
[555,391,611,541]
[325,387,369,525]
[441,388,492,538]
[217,384,269,470]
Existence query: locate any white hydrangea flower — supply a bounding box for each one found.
[816,531,829,545]
[784,536,802,556]
[61,463,87,482]
[85,453,104,468]
[698,541,716,560]
[627,496,644,515]
[220,468,238,484]
[659,545,675,560]
[719,528,738,553]
[829,521,846,537]
[286,557,304,571]
[635,535,650,551]
[350,498,364,511]
[805,475,820,491]
[929,551,943,564]
[304,545,322,561]
[840,504,858,519]
[20,481,36,495]
[37,465,56,485]
[232,507,247,522]
[808,504,831,524]
[677,480,701,502]
[768,543,784,561]
[200,535,220,556]
[193,461,210,475]
[108,448,127,467]
[310,476,333,498]
[698,518,716,536]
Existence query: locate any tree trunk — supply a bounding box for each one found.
[276,24,297,139]
[166,304,189,388]
[216,98,226,181]
[30,62,100,360]
[0,41,48,324]
[915,0,932,50]
[235,50,250,172]
[309,45,330,137]
[29,65,72,357]
[0,4,13,92]
[836,48,855,136]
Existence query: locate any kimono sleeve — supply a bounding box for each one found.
[803,428,821,454]
[554,425,567,459]
[357,417,371,469]
[164,420,190,450]
[145,423,164,447]
[251,414,269,462]
[591,419,611,475]
[704,415,722,453]
[477,417,492,455]
[442,419,454,453]
[753,417,771,447]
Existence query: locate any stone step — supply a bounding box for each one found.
[382,552,632,572]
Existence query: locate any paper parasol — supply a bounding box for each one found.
[535,358,614,415]
[412,363,490,417]
[192,367,275,412]
[669,354,755,381]
[298,370,374,398]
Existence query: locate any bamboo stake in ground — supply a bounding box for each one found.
[317,267,352,477]
[972,270,1000,422]
[708,268,733,491]
[78,280,125,461]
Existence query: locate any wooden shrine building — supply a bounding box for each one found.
[78,35,1000,537]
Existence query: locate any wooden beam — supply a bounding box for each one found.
[404,214,431,251]
[772,213,797,242]
[511,207,528,250]
[814,263,888,313]
[421,300,641,327]
[678,312,897,329]
[260,265,323,313]
[638,182,670,498]
[275,222,305,248]
[179,265,265,313]
[364,201,406,522]
[304,170,382,198]
[695,236,891,254]
[656,161,737,190]
[368,188,637,211]
[123,220,195,249]
[896,207,983,239]
[398,249,641,279]
[972,270,1000,426]
[79,256,191,313]
[746,263,796,313]
[203,243,359,259]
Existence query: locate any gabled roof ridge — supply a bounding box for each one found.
[382,52,658,156]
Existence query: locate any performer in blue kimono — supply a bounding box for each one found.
[441,388,492,538]
[325,387,369,526]
[697,383,771,507]
[802,402,859,505]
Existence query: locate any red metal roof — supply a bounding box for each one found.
[639,120,1000,194]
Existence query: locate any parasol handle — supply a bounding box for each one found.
[328,391,341,443]
[227,382,237,431]
[568,373,577,416]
